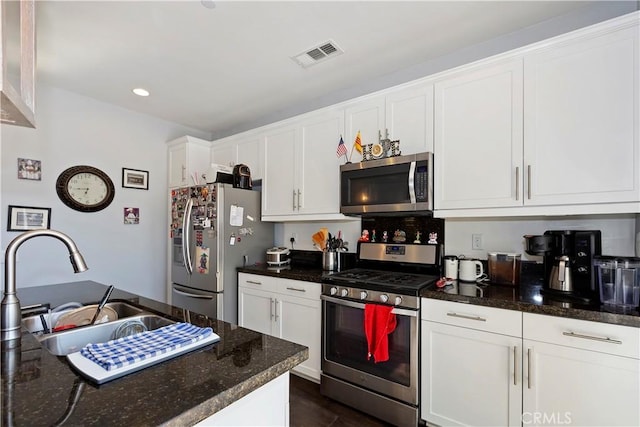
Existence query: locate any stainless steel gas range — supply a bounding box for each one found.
[320,242,440,426]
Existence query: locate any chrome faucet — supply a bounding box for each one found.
[1,229,88,342]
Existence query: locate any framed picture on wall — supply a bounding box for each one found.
[122,168,149,190]
[7,205,51,231]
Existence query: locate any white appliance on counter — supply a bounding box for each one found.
[169,183,273,323]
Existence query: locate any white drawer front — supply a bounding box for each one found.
[278,278,321,300]
[523,312,640,359]
[422,298,522,337]
[238,273,278,292]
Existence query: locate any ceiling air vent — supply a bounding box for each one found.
[292,40,343,68]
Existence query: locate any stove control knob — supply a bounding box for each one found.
[330,287,338,296]
[360,291,368,300]
[394,296,403,306]
[379,294,389,303]
[341,289,349,297]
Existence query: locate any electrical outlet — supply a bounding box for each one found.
[472,234,483,250]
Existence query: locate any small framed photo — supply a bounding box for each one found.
[122,168,149,190]
[17,158,42,180]
[7,205,51,231]
[124,207,140,225]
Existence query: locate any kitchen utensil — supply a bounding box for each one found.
[595,256,640,307]
[443,255,459,279]
[487,253,521,286]
[312,231,326,250]
[549,255,573,292]
[54,305,118,329]
[90,285,115,325]
[323,251,341,271]
[459,259,484,282]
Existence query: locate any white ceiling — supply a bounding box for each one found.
[36,1,621,138]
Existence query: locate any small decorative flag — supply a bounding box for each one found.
[336,136,347,157]
[354,131,363,154]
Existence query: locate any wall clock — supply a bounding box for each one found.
[56,165,115,212]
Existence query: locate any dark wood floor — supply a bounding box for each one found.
[289,375,392,427]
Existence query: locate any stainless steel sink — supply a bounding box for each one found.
[22,301,147,334]
[36,314,176,356]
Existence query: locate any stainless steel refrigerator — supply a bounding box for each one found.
[169,183,273,324]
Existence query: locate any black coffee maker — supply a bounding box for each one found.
[524,230,602,302]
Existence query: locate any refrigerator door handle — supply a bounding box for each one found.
[173,287,214,300]
[183,198,194,275]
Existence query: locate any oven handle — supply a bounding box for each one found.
[321,295,418,317]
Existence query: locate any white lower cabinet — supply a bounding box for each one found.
[238,273,321,382]
[522,313,640,427]
[421,299,640,427]
[421,299,522,427]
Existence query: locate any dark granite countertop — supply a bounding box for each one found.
[420,264,640,328]
[239,263,640,328]
[238,264,325,283]
[2,281,307,426]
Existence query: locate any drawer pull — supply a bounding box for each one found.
[246,280,262,285]
[562,331,622,345]
[286,287,306,292]
[446,312,486,322]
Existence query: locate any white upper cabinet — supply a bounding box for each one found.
[262,124,298,217]
[236,135,263,181]
[345,81,434,161]
[1,0,35,128]
[210,141,236,169]
[523,24,639,207]
[434,59,523,210]
[386,83,435,156]
[262,108,347,221]
[167,136,211,188]
[211,133,264,181]
[434,14,640,217]
[344,95,385,162]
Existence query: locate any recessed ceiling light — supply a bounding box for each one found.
[132,88,150,97]
[201,0,216,9]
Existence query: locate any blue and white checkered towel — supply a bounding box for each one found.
[80,322,213,371]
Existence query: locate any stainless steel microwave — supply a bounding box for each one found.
[340,152,433,215]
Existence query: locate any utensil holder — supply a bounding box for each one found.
[323,251,341,271]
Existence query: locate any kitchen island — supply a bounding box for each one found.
[1,281,307,426]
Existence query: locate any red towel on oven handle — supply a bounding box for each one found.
[364,303,397,363]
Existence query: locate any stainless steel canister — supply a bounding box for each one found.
[323,251,341,271]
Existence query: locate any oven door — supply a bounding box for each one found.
[321,295,419,405]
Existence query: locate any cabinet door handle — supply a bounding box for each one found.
[292,190,296,211]
[181,165,186,181]
[527,348,533,389]
[274,299,279,322]
[446,312,486,322]
[246,280,262,285]
[562,331,622,345]
[286,287,306,292]
[513,346,518,386]
[297,189,301,210]
[515,167,520,201]
[527,165,532,199]
[270,298,274,320]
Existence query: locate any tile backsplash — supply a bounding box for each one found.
[275,214,639,261]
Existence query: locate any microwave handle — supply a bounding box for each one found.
[408,161,417,204]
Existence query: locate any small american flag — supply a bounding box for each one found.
[336,136,347,157]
